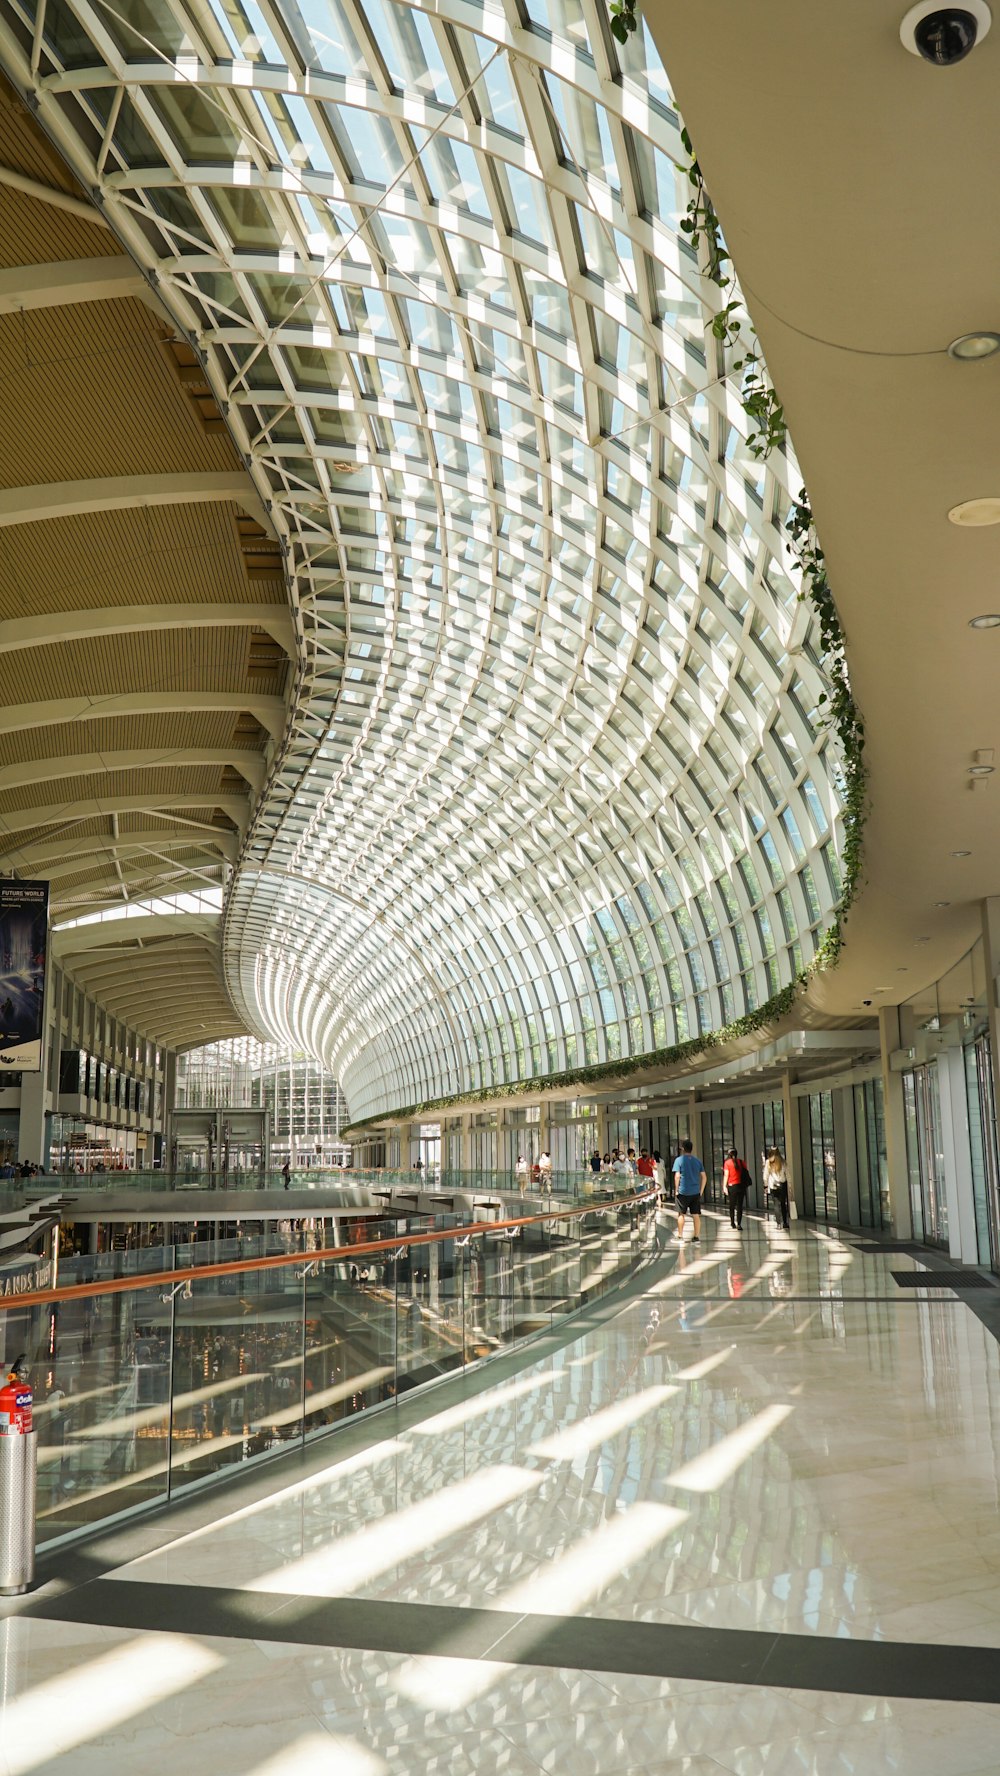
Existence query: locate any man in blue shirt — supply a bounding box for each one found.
[672,1140,707,1243]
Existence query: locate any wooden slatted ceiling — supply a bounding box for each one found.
[3,808,238,848]
[0,628,272,704]
[70,943,247,1047]
[0,712,265,767]
[0,504,277,621]
[0,80,115,266]
[0,299,238,486]
[0,766,235,812]
[0,77,294,1045]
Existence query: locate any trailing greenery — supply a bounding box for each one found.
[344,979,801,1135]
[679,129,786,460]
[608,0,639,45]
[785,487,868,963]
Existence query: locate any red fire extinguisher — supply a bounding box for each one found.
[0,1357,32,1436]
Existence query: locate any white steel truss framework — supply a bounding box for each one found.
[1,0,847,1122]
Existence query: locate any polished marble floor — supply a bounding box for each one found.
[3,1214,1000,1773]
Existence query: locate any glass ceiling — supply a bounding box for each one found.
[3,0,847,1122]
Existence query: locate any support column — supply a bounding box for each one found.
[17,1068,47,1168]
[878,1005,913,1238]
[833,1084,860,1229]
[596,1103,609,1158]
[938,1041,978,1263]
[980,898,1000,1260]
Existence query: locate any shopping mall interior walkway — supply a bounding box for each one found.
[2,1213,1000,1775]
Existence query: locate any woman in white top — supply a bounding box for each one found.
[762,1148,790,1229]
[514,1154,528,1196]
[652,1151,667,1192]
[538,1150,553,1195]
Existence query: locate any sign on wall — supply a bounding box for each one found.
[0,880,49,1074]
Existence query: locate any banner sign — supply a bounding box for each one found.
[0,880,49,1073]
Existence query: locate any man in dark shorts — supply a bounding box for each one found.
[672,1140,707,1243]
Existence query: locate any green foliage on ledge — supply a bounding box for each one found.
[343,979,800,1136]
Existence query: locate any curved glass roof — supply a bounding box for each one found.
[3,0,846,1121]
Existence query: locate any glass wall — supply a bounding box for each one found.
[801,1090,838,1222]
[703,1108,737,1205]
[898,937,998,1264]
[854,1077,888,1228]
[903,1064,947,1247]
[176,1038,348,1165]
[965,1034,998,1268]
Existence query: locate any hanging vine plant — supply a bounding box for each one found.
[676,130,786,459]
[786,488,868,965]
[608,0,640,44]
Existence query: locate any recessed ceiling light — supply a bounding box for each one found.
[969,614,1000,628]
[969,764,995,776]
[915,936,931,944]
[934,900,951,907]
[952,848,972,856]
[948,332,1000,361]
[948,497,1000,526]
[897,966,909,972]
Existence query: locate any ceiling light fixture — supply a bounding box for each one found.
[969,613,1000,628]
[934,900,951,907]
[969,764,995,776]
[948,331,1000,361]
[915,936,931,944]
[952,848,972,856]
[948,497,1000,526]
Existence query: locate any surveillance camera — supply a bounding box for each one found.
[862,998,873,1007]
[900,1,991,63]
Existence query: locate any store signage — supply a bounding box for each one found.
[0,1258,51,1297]
[0,880,49,1073]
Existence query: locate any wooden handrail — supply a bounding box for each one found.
[0,1187,656,1313]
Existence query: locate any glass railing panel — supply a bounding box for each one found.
[395,1232,465,1393]
[168,1260,304,1496]
[34,1281,170,1544]
[303,1257,396,1443]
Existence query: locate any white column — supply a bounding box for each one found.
[938,1041,978,1263]
[878,1006,913,1238]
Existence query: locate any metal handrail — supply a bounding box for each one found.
[0,1186,656,1313]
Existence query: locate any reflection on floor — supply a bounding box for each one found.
[4,1215,1000,1773]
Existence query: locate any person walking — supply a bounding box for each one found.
[672,1140,706,1242]
[281,1158,291,1190]
[538,1150,553,1195]
[723,1148,750,1229]
[652,1150,667,1194]
[515,1153,529,1196]
[763,1148,790,1229]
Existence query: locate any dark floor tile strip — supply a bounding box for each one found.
[27,1580,1000,1706]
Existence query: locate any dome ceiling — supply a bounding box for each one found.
[0,0,847,1117]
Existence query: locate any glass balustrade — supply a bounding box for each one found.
[4,1187,656,1551]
